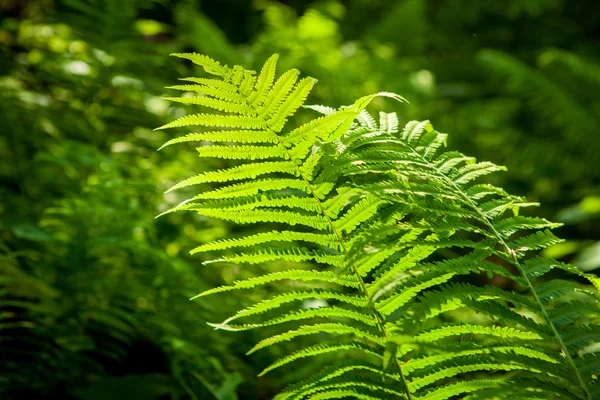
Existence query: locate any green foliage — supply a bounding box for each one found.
[159,53,600,399]
[2,0,599,398]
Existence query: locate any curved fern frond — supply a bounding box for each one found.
[258,341,382,377]
[332,111,600,399]
[158,54,600,399]
[191,230,341,253]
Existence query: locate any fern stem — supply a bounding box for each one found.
[403,143,591,400]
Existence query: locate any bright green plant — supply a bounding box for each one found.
[158,53,600,399]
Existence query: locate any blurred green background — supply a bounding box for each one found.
[1,0,599,399]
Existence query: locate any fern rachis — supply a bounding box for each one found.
[157,53,600,399]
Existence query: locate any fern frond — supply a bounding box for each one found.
[158,130,277,149]
[259,341,382,376]
[375,272,456,316]
[166,161,298,191]
[212,289,368,328]
[191,230,340,253]
[157,113,266,130]
[277,359,398,398]
[417,379,509,400]
[304,389,392,400]
[549,301,600,327]
[248,323,385,354]
[184,178,313,200]
[284,109,358,144]
[212,312,367,334]
[534,280,598,304]
[259,69,301,117]
[178,76,240,91]
[193,208,330,230]
[196,144,286,160]
[247,54,278,105]
[493,216,562,238]
[414,324,543,343]
[404,344,561,374]
[219,307,379,332]
[408,358,544,392]
[162,96,255,114]
[165,84,243,102]
[292,378,407,399]
[159,53,600,399]
[210,247,345,267]
[510,229,564,252]
[190,193,322,213]
[192,270,359,299]
[170,52,227,75]
[267,77,318,132]
[415,282,538,319]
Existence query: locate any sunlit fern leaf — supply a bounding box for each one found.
[190,230,341,253]
[158,54,600,399]
[258,341,383,377]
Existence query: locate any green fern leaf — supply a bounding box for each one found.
[259,342,382,377]
[158,53,600,400]
[158,130,277,149]
[170,52,227,75]
[166,161,298,191]
[414,324,543,342]
[191,270,359,300]
[162,95,255,114]
[196,144,286,160]
[248,323,385,354]
[157,113,266,130]
[166,84,243,102]
[191,230,340,253]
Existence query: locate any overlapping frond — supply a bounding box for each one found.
[158,54,600,399]
[329,110,600,399]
